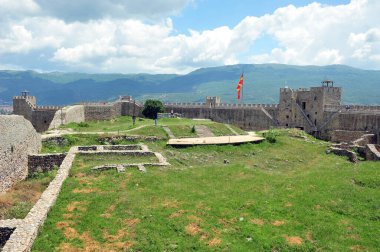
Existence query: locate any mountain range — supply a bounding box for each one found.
[0,64,379,106]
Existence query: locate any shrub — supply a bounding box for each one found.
[263,128,280,143]
[77,122,89,127]
[191,125,196,133]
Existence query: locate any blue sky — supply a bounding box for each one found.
[0,0,378,74]
[172,0,350,33]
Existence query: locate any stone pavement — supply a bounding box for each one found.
[194,125,214,137]
[167,135,264,146]
[162,126,175,138]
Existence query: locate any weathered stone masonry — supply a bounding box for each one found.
[0,115,41,192]
[12,83,380,144]
[165,83,380,144]
[13,93,143,132]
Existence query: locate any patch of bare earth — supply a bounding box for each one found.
[124,218,140,228]
[169,210,186,219]
[162,199,179,208]
[0,181,45,218]
[196,203,211,211]
[58,228,134,252]
[72,188,99,194]
[284,235,303,246]
[67,201,87,212]
[306,232,315,243]
[347,234,360,240]
[101,204,116,218]
[350,245,365,251]
[56,221,80,240]
[208,237,222,247]
[185,223,202,236]
[187,215,203,222]
[251,218,265,226]
[285,202,293,207]
[271,220,285,226]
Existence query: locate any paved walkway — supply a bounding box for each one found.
[224,124,239,135]
[167,135,264,146]
[162,126,175,138]
[195,125,215,137]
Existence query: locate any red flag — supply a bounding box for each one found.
[236,73,244,100]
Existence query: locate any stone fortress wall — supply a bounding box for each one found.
[0,115,41,192]
[165,82,380,144]
[13,93,143,132]
[12,82,380,144]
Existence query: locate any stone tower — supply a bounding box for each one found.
[13,91,36,121]
[278,81,342,133]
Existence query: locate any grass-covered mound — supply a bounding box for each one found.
[33,130,380,251]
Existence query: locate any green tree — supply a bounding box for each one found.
[142,99,164,119]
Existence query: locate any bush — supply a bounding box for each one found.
[77,122,89,127]
[142,99,164,119]
[191,125,196,133]
[263,128,280,143]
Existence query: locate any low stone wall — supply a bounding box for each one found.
[28,154,66,174]
[0,115,41,193]
[365,144,380,161]
[1,148,77,252]
[328,147,358,163]
[330,130,370,143]
[99,135,163,144]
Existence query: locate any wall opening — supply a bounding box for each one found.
[302,102,306,110]
[0,227,16,249]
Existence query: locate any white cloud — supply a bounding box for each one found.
[0,0,380,73]
[0,0,40,19]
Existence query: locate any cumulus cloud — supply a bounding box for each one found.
[0,0,380,73]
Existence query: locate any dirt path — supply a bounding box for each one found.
[194,125,215,137]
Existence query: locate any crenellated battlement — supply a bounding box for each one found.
[164,102,278,109]
[35,105,63,111]
[324,104,380,112]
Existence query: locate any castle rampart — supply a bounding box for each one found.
[11,83,380,144]
[0,115,41,192]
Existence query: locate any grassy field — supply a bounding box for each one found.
[60,117,213,133]
[32,130,380,251]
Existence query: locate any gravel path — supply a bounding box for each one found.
[194,125,215,137]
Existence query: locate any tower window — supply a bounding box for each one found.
[302,102,306,110]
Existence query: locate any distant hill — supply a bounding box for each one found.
[0,64,379,105]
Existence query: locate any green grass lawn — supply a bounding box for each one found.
[33,131,380,251]
[206,123,235,136]
[59,117,214,133]
[60,116,152,132]
[167,125,198,138]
